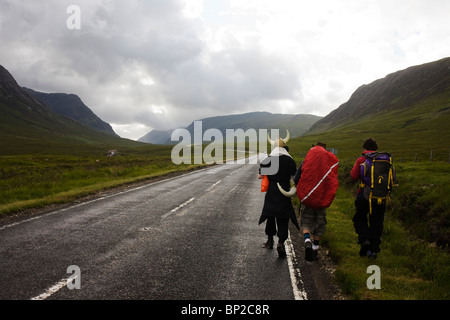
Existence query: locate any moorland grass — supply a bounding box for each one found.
[0,144,204,215]
[293,157,450,300]
[287,99,450,299]
[322,182,450,300]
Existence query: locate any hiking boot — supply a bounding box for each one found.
[262,239,274,249]
[305,241,313,261]
[359,240,370,257]
[367,250,377,259]
[277,242,286,258]
[312,249,318,260]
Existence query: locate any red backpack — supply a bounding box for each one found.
[297,146,339,209]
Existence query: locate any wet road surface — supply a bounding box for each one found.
[0,160,304,300]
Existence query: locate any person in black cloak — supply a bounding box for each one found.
[258,131,299,258]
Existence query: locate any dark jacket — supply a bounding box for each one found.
[259,153,299,229]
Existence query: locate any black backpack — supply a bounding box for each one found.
[359,152,395,213]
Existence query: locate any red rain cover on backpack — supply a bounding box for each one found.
[297,146,339,209]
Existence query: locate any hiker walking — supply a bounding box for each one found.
[293,143,329,261]
[351,138,395,259]
[278,142,339,262]
[259,131,299,258]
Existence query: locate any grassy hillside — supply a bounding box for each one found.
[0,97,142,156]
[0,64,141,154]
[308,57,450,135]
[288,89,450,162]
[23,87,118,137]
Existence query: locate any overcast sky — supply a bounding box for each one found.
[1,0,450,140]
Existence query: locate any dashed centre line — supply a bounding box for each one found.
[161,197,196,219]
[206,180,221,191]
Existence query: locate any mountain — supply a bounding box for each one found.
[23,88,118,137]
[289,57,450,163]
[139,111,322,145]
[307,57,450,134]
[0,65,48,112]
[138,129,174,145]
[0,64,141,154]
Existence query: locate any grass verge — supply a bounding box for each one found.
[0,147,205,216]
[320,161,450,300]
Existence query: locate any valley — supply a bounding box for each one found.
[1,57,449,300]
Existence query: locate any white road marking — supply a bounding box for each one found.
[30,276,77,300]
[285,232,308,300]
[161,197,195,219]
[227,185,239,194]
[206,180,221,192]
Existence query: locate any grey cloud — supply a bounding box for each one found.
[2,0,449,140]
[0,0,318,136]
[157,45,303,114]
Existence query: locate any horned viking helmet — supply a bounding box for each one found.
[267,129,290,148]
[267,129,297,197]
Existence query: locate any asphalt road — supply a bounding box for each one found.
[0,159,310,300]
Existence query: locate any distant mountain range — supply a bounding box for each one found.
[138,112,322,145]
[2,56,449,155]
[0,64,322,149]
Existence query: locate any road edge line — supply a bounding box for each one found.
[286,231,308,300]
